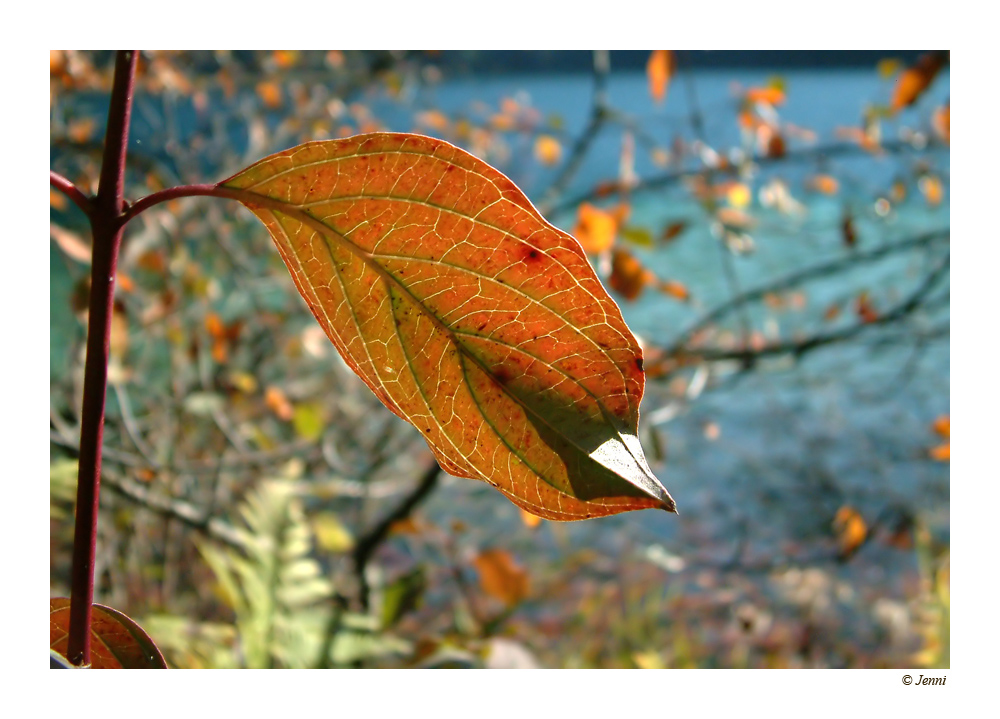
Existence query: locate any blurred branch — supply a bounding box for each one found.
[665,228,950,354]
[352,461,442,610]
[536,51,611,216]
[662,252,949,368]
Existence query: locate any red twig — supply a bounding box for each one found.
[67,50,138,667]
[49,171,93,219]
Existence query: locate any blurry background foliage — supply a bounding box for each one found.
[50,50,948,668]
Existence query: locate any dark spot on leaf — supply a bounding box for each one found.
[635,357,644,372]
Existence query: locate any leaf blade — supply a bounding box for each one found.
[222,133,675,520]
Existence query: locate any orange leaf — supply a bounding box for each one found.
[473,549,530,607]
[932,103,950,144]
[573,202,619,254]
[661,221,687,243]
[534,134,562,166]
[745,86,785,107]
[646,51,674,104]
[833,506,868,560]
[265,385,293,421]
[221,134,675,520]
[919,175,944,207]
[659,280,690,302]
[610,247,655,301]
[50,598,167,668]
[855,292,878,324]
[256,81,283,109]
[891,52,947,113]
[928,443,950,462]
[806,174,840,195]
[932,415,950,438]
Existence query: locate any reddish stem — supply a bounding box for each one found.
[49,171,93,219]
[67,50,137,667]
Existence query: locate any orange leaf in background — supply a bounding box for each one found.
[647,50,675,104]
[272,50,300,69]
[855,292,878,324]
[50,188,67,210]
[891,52,948,113]
[932,415,950,438]
[256,81,283,109]
[50,598,167,669]
[806,174,840,195]
[573,202,619,254]
[919,175,944,207]
[473,549,530,607]
[745,85,785,107]
[928,444,950,462]
[415,110,450,133]
[823,303,842,322]
[520,508,543,529]
[222,134,675,520]
[661,221,687,243]
[534,134,562,166]
[659,280,690,303]
[68,118,96,144]
[265,385,294,421]
[833,506,868,560]
[205,312,243,363]
[610,247,656,301]
[932,103,950,144]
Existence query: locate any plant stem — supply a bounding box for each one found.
[67,50,137,667]
[49,171,93,219]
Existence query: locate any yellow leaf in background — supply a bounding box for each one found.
[573,202,619,254]
[932,415,950,438]
[292,401,326,442]
[877,58,903,79]
[473,549,530,607]
[313,513,355,553]
[633,650,667,669]
[727,183,752,209]
[646,50,675,104]
[534,134,562,166]
[833,506,868,559]
[50,224,91,263]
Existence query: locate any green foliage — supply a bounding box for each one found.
[143,481,409,668]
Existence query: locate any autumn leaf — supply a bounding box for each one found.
[473,549,530,607]
[572,202,620,255]
[891,52,948,113]
[646,51,674,104]
[534,134,562,166]
[50,598,167,668]
[221,134,675,520]
[932,415,950,438]
[610,247,654,301]
[833,507,868,560]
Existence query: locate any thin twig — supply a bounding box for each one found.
[50,171,94,219]
[352,461,442,610]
